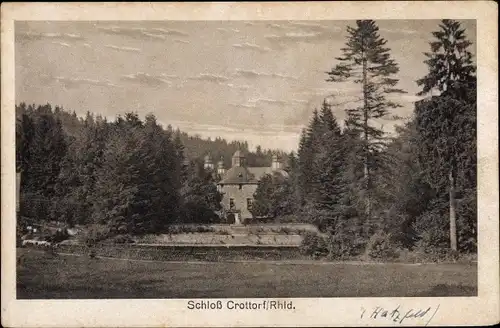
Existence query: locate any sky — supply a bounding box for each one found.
[15,20,476,152]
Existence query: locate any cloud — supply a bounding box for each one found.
[287,21,332,33]
[267,23,285,29]
[187,73,229,83]
[174,39,190,44]
[151,27,189,37]
[264,23,340,47]
[164,118,302,151]
[229,98,307,111]
[244,98,309,107]
[398,94,425,103]
[97,26,145,37]
[290,99,309,104]
[216,28,240,33]
[121,72,171,87]
[232,42,271,53]
[105,44,142,53]
[380,27,418,35]
[249,98,288,106]
[97,25,189,40]
[227,83,250,90]
[160,74,179,80]
[51,41,71,47]
[229,102,257,109]
[234,69,298,80]
[265,31,327,43]
[82,43,91,48]
[302,86,360,98]
[169,119,302,135]
[142,32,166,40]
[16,31,84,43]
[52,76,117,89]
[384,93,425,107]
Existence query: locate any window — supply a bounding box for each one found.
[239,184,243,190]
[229,198,235,209]
[246,198,253,211]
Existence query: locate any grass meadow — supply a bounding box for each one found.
[16,248,477,299]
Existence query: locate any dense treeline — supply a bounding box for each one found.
[16,19,476,258]
[178,132,289,169]
[15,104,282,233]
[252,20,477,257]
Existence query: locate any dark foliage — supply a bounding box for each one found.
[15,20,476,259]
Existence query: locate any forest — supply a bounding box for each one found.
[16,19,476,258]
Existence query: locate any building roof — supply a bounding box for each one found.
[250,167,289,180]
[232,150,245,158]
[218,166,288,185]
[219,166,257,184]
[247,167,273,180]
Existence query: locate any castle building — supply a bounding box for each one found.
[204,150,288,224]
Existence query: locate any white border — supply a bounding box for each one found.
[1,2,498,327]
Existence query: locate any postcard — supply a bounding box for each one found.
[1,1,498,327]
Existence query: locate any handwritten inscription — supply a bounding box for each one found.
[361,305,440,326]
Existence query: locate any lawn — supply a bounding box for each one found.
[17,248,477,299]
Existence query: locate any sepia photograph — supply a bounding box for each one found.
[2,2,498,327]
[14,17,479,298]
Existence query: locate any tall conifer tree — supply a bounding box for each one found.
[414,20,476,251]
[326,20,405,220]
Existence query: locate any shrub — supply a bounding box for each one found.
[300,232,328,258]
[279,227,291,235]
[111,234,135,244]
[397,247,462,263]
[456,189,477,253]
[81,224,112,246]
[412,242,461,262]
[47,229,70,243]
[364,230,399,260]
[166,225,182,234]
[165,225,215,234]
[252,227,264,234]
[275,214,301,223]
[327,233,365,260]
[412,204,449,251]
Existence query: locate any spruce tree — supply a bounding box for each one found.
[326,20,405,220]
[416,20,476,101]
[297,109,321,205]
[286,151,301,212]
[414,20,476,251]
[16,112,35,175]
[312,106,346,228]
[252,172,293,218]
[180,160,222,223]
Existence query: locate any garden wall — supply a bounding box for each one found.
[165,223,320,235]
[136,233,303,246]
[51,243,305,261]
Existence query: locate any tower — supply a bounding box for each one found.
[204,154,214,170]
[217,157,226,176]
[271,154,282,170]
[231,150,246,167]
